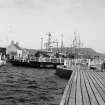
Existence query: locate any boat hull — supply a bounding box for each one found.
[10,60,40,68]
[9,60,59,68]
[56,66,73,79]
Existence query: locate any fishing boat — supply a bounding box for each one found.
[0,55,6,66]
[55,59,74,79]
[56,65,73,79]
[0,60,6,66]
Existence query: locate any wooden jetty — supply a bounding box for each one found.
[60,67,105,105]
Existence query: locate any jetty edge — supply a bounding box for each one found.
[55,58,89,79]
[60,65,105,105]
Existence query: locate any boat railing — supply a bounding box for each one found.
[13,56,69,64]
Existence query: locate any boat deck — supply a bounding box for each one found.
[60,67,105,105]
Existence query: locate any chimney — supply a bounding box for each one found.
[16,41,19,45]
[11,40,15,45]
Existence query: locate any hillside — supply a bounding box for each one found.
[52,47,105,59]
[79,48,105,59]
[26,47,105,59]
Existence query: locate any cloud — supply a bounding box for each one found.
[0,0,14,8]
[0,0,104,9]
[14,0,35,8]
[0,0,84,10]
[71,2,84,7]
[0,0,71,9]
[0,0,38,8]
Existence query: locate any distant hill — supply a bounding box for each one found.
[25,47,105,59]
[52,47,105,59]
[79,48,105,59]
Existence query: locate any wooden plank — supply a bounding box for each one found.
[75,69,83,105]
[92,72,105,89]
[80,70,91,105]
[82,71,98,105]
[60,67,105,105]
[92,72,105,94]
[67,69,78,105]
[85,71,105,105]
[95,72,105,82]
[60,70,76,105]
[88,71,105,102]
[93,72,105,88]
[99,72,105,78]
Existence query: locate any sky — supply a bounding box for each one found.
[0,0,105,53]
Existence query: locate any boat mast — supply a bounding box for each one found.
[73,31,80,58]
[40,37,43,50]
[47,32,52,51]
[61,34,64,53]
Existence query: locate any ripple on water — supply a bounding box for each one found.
[0,64,67,105]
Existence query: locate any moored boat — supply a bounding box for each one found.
[56,65,73,79]
[0,54,6,66]
[0,60,6,66]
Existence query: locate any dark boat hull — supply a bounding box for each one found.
[56,66,73,79]
[10,60,41,68]
[9,60,59,68]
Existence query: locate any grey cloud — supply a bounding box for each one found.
[0,0,14,8]
[0,0,70,8]
[0,0,39,8]
[0,0,103,9]
[14,0,35,8]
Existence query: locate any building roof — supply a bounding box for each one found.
[7,41,22,50]
[14,44,22,50]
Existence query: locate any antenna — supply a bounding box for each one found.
[61,33,64,52]
[52,39,59,51]
[46,32,52,51]
[40,37,43,50]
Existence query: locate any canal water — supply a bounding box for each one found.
[0,64,67,105]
